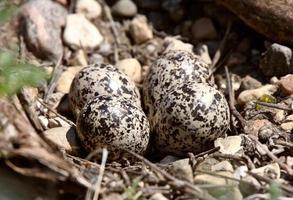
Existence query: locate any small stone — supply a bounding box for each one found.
[191,18,217,40]
[196,157,220,171]
[48,118,59,128]
[38,115,49,129]
[63,14,103,49]
[211,161,234,172]
[195,44,212,65]
[159,155,180,164]
[251,163,280,179]
[19,0,67,62]
[54,0,68,5]
[281,115,293,132]
[142,65,150,81]
[274,110,286,123]
[69,49,88,66]
[129,15,153,44]
[239,75,262,92]
[76,0,102,20]
[244,119,272,138]
[48,117,70,128]
[214,136,243,155]
[104,193,123,200]
[215,73,241,93]
[162,37,193,54]
[280,122,293,132]
[88,53,104,65]
[260,43,293,76]
[112,0,137,17]
[116,58,142,83]
[194,171,242,199]
[166,159,193,182]
[270,76,280,84]
[149,193,168,200]
[280,74,293,95]
[237,84,278,105]
[57,66,84,93]
[44,126,80,153]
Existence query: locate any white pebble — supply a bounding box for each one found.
[63,14,103,49]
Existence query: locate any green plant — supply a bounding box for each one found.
[125,177,146,200]
[0,50,48,96]
[0,0,17,24]
[268,181,281,200]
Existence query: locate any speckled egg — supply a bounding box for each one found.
[143,50,210,118]
[76,95,150,160]
[69,63,141,117]
[153,82,230,156]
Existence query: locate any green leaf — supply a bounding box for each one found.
[268,182,281,200]
[0,1,17,24]
[0,51,49,96]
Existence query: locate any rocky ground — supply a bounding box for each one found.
[1,0,293,199]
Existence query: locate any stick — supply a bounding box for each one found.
[254,101,293,112]
[225,65,247,129]
[44,54,63,103]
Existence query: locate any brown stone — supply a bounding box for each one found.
[280,74,293,95]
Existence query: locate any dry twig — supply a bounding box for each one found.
[225,65,247,129]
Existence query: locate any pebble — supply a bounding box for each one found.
[103,193,123,200]
[19,0,67,62]
[251,163,280,179]
[63,14,103,49]
[149,193,168,200]
[214,136,243,155]
[280,74,293,95]
[166,159,193,182]
[281,114,293,132]
[159,155,180,164]
[195,44,212,65]
[191,18,217,40]
[211,161,234,172]
[76,0,102,20]
[48,117,70,128]
[194,171,242,199]
[116,58,142,83]
[43,126,80,154]
[238,75,262,92]
[112,0,137,17]
[57,66,84,93]
[237,84,278,105]
[129,15,153,44]
[259,43,293,76]
[68,49,88,66]
[162,37,193,54]
[244,119,272,138]
[142,65,150,81]
[54,0,68,5]
[38,115,49,129]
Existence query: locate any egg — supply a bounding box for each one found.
[143,50,210,119]
[153,82,230,155]
[69,63,141,117]
[76,95,150,160]
[143,50,230,155]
